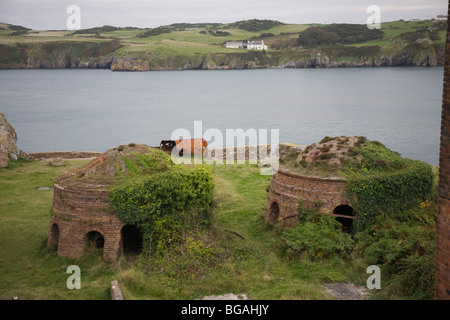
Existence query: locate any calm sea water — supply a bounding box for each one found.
[0,67,443,165]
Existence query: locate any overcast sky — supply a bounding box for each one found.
[0,0,447,30]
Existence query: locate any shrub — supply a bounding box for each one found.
[354,201,437,299]
[280,205,354,260]
[137,27,173,38]
[297,24,383,47]
[109,165,215,254]
[344,160,433,232]
[71,25,120,35]
[228,19,284,32]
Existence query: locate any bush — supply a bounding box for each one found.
[354,201,436,299]
[228,19,284,32]
[109,165,215,254]
[137,27,173,38]
[71,25,120,35]
[344,159,433,232]
[342,140,433,232]
[297,24,383,47]
[280,206,354,260]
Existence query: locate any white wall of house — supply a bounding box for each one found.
[247,41,268,50]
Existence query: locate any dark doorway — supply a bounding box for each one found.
[269,202,280,222]
[49,223,59,248]
[333,205,355,233]
[121,225,143,256]
[85,231,105,249]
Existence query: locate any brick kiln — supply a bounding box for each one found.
[265,171,354,230]
[265,136,364,231]
[47,144,168,261]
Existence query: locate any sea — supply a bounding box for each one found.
[0,67,444,165]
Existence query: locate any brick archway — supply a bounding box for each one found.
[85,231,105,249]
[120,225,143,256]
[332,205,355,233]
[48,223,59,248]
[268,202,280,222]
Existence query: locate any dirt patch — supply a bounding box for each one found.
[324,283,370,300]
[280,136,369,178]
[201,293,248,300]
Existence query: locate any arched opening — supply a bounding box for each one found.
[333,205,355,233]
[269,202,280,222]
[49,223,59,248]
[85,231,105,249]
[121,225,143,256]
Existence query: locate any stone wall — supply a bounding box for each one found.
[265,170,351,229]
[205,143,305,162]
[48,182,124,262]
[436,2,450,300]
[27,151,101,160]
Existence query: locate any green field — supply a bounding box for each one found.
[0,19,446,69]
[0,159,369,300]
[0,156,437,300]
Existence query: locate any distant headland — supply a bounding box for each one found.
[0,19,446,71]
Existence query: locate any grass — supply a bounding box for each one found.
[0,19,445,67]
[0,159,370,300]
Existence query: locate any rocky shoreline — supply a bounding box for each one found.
[0,47,443,72]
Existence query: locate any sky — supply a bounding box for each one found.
[0,0,447,30]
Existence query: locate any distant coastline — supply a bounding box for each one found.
[0,19,445,71]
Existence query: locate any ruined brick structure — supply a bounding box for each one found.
[48,178,124,261]
[47,144,155,261]
[436,2,450,300]
[265,170,355,230]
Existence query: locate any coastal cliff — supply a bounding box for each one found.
[0,20,445,71]
[1,42,442,71]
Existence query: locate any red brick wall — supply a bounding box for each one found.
[436,2,450,300]
[48,183,124,262]
[265,171,351,229]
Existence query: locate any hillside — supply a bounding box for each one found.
[0,19,446,71]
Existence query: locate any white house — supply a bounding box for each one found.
[435,15,447,21]
[225,41,244,49]
[247,40,268,51]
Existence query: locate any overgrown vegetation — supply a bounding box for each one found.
[117,148,173,177]
[297,24,383,47]
[199,29,231,37]
[280,203,354,260]
[136,27,174,38]
[276,136,437,299]
[0,156,439,299]
[343,140,434,232]
[353,199,437,299]
[71,25,122,35]
[0,19,445,69]
[109,165,215,254]
[227,19,284,32]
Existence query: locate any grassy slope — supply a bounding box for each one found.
[0,159,368,300]
[0,20,445,67]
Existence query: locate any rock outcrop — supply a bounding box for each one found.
[0,112,18,168]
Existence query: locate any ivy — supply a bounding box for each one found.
[109,165,215,254]
[342,141,433,232]
[121,151,173,176]
[281,205,354,260]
